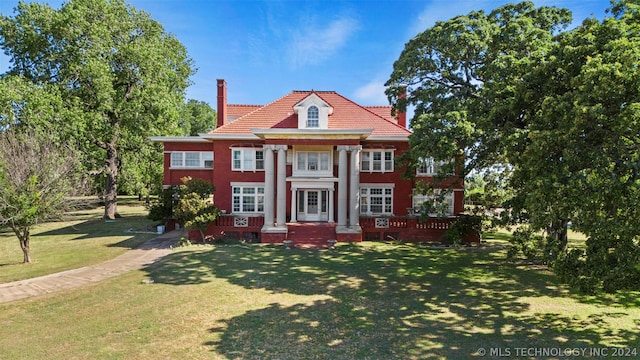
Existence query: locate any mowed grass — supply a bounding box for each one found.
[0,197,158,283]
[1,237,638,359]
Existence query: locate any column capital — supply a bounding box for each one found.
[262,144,278,151]
[274,145,288,151]
[337,145,350,152]
[348,145,362,152]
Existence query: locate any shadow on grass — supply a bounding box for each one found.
[33,214,157,250]
[143,244,639,359]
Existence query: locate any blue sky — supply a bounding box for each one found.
[1,0,611,108]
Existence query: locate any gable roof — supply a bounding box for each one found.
[211,90,410,138]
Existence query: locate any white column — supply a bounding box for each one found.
[349,145,361,227]
[290,187,297,223]
[337,146,348,226]
[262,145,275,228]
[276,145,287,227]
[328,188,335,223]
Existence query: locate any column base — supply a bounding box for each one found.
[336,225,362,242]
[261,225,288,243]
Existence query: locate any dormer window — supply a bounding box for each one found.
[307,106,319,128]
[294,93,333,129]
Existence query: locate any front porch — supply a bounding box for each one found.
[193,214,480,246]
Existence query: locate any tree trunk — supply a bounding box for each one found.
[549,219,568,252]
[104,144,120,220]
[15,226,31,263]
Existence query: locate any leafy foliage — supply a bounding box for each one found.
[0,0,194,219]
[387,0,640,292]
[445,215,482,246]
[181,99,217,136]
[0,130,80,263]
[150,177,220,242]
[506,227,558,265]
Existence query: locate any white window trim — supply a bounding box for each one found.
[231,148,264,172]
[360,183,395,215]
[293,150,332,176]
[361,149,394,173]
[170,151,214,169]
[231,182,265,214]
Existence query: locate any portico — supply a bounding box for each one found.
[256,134,367,239]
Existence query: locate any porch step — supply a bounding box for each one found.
[286,222,337,248]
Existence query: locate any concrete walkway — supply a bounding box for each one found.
[0,230,180,304]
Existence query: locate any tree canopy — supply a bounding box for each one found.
[386,0,640,292]
[0,130,80,263]
[0,0,194,219]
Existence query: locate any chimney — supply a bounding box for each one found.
[397,84,407,129]
[216,79,227,128]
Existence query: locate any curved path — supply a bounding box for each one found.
[0,231,180,304]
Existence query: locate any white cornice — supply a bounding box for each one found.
[252,128,373,140]
[199,134,261,140]
[366,136,409,141]
[149,136,210,143]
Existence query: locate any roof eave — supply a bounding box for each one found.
[149,136,210,143]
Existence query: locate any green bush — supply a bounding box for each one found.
[445,215,482,245]
[146,188,175,222]
[506,226,556,264]
[554,236,640,294]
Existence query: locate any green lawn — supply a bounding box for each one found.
[0,198,158,283]
[1,238,638,359]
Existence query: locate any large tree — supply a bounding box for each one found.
[511,1,640,292]
[0,130,80,263]
[386,1,571,235]
[181,99,217,136]
[0,0,194,219]
[386,0,640,292]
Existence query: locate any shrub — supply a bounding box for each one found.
[506,226,556,264]
[445,215,482,245]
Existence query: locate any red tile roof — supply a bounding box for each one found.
[365,106,396,123]
[227,104,262,118]
[211,91,410,137]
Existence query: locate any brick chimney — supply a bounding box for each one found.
[397,84,407,129]
[216,79,227,128]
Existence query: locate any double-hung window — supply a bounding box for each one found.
[361,150,393,173]
[360,185,393,215]
[170,152,213,168]
[231,148,264,171]
[232,185,265,213]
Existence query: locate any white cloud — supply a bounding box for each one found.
[353,80,389,106]
[288,15,359,69]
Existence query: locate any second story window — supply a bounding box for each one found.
[361,150,393,173]
[296,151,330,172]
[307,106,319,128]
[231,148,264,171]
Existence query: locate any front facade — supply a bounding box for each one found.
[152,80,468,244]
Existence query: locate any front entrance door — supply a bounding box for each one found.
[298,190,328,221]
